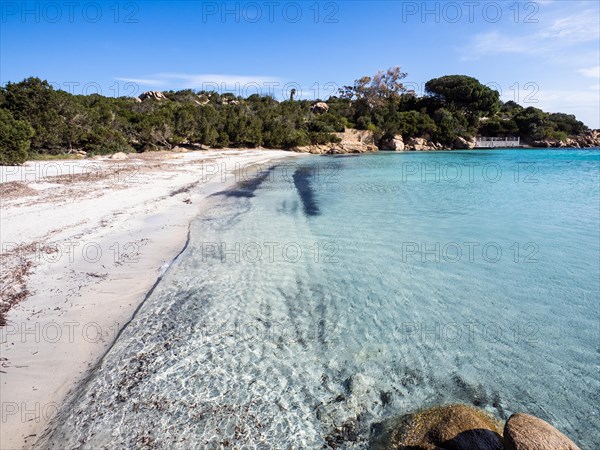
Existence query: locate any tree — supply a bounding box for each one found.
[0,72,589,156]
[432,108,469,144]
[172,103,197,143]
[500,100,523,114]
[340,66,408,107]
[513,107,548,139]
[390,111,437,139]
[2,77,64,152]
[425,75,501,123]
[547,113,587,135]
[0,109,34,165]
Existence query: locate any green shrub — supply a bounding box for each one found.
[0,108,34,165]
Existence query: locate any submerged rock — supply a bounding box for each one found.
[372,404,503,450]
[504,413,580,450]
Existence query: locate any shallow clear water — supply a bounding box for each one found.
[42,149,599,449]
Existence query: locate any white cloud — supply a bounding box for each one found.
[539,11,600,43]
[462,32,534,59]
[115,73,282,90]
[463,8,600,60]
[156,73,281,87]
[115,77,166,85]
[578,65,600,78]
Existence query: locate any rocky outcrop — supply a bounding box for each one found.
[379,135,405,151]
[195,94,211,106]
[68,150,87,157]
[292,128,377,154]
[579,129,600,146]
[532,130,600,148]
[311,102,330,114]
[405,137,444,151]
[373,404,504,450]
[222,97,239,105]
[531,139,566,148]
[504,413,580,450]
[406,137,428,150]
[379,135,456,151]
[331,129,378,153]
[139,91,166,101]
[372,406,582,450]
[454,136,476,149]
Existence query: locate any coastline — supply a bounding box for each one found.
[0,149,302,449]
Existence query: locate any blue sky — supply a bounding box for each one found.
[1,0,599,127]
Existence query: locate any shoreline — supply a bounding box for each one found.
[0,149,303,449]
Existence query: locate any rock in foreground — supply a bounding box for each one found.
[504,413,580,450]
[373,404,504,450]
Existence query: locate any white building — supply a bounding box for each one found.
[475,137,521,148]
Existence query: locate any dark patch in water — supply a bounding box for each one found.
[293,167,321,216]
[324,418,360,448]
[380,391,392,407]
[342,377,353,395]
[452,373,489,407]
[276,199,299,215]
[212,166,275,198]
[491,391,507,419]
[399,367,423,387]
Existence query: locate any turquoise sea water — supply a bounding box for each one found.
[41,149,599,448]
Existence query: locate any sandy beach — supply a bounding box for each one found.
[0,149,300,449]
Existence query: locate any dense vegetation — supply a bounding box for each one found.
[0,70,590,164]
[0,109,34,165]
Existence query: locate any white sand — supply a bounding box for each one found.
[0,149,301,449]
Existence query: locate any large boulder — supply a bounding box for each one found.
[532,139,552,148]
[406,137,437,151]
[332,128,377,153]
[454,136,476,149]
[504,413,580,450]
[311,102,330,114]
[292,129,377,154]
[372,404,504,450]
[380,135,405,151]
[139,91,166,101]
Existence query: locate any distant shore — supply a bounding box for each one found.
[0,148,301,449]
